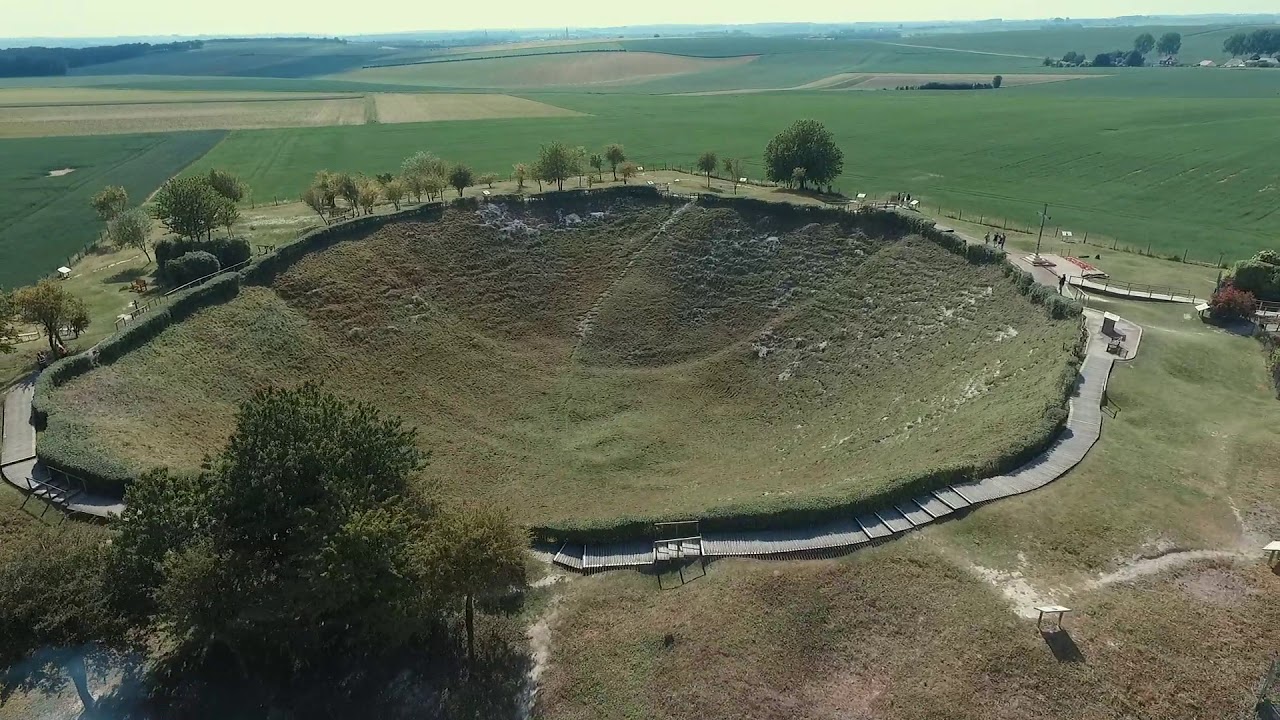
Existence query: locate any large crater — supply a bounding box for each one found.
[45,195,1078,530]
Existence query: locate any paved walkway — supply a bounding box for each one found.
[1,374,125,519]
[554,311,1142,571]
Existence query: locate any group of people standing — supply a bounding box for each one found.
[984,232,1007,248]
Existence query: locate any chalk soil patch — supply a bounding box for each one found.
[45,168,75,177]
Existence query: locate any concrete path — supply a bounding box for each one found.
[555,310,1141,571]
[1,374,125,519]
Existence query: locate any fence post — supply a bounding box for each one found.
[1182,249,1188,263]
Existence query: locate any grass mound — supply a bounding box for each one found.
[43,195,1078,532]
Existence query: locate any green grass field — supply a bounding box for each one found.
[538,283,1280,720]
[909,23,1280,64]
[0,130,225,288]
[41,199,1075,528]
[185,88,1280,264]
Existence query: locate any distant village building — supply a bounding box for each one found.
[1159,55,1178,66]
[1223,58,1246,68]
[1246,56,1280,68]
[1198,60,1217,67]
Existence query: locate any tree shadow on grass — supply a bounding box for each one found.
[1040,629,1086,663]
[104,266,150,285]
[92,615,532,720]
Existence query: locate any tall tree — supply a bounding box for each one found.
[301,186,330,225]
[335,173,361,214]
[572,146,588,187]
[90,185,128,224]
[0,526,135,716]
[696,151,718,187]
[478,172,498,189]
[588,153,604,182]
[1133,32,1156,56]
[604,143,626,182]
[1223,33,1247,57]
[207,168,247,204]
[536,142,575,192]
[112,384,433,678]
[722,157,744,193]
[424,505,527,671]
[383,178,406,210]
[313,170,340,210]
[1156,32,1182,56]
[107,206,152,263]
[512,163,529,192]
[151,176,222,240]
[448,164,474,198]
[763,119,844,191]
[356,177,381,215]
[13,280,89,354]
[619,162,638,185]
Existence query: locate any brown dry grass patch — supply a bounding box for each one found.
[0,97,367,138]
[540,547,1280,720]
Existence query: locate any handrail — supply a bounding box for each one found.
[1067,276,1195,301]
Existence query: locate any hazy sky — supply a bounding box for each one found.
[7,0,1277,39]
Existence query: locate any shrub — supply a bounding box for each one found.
[1209,282,1256,320]
[155,236,250,283]
[164,251,220,286]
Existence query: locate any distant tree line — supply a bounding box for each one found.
[1044,32,1180,67]
[1223,29,1280,57]
[0,40,203,78]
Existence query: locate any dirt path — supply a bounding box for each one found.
[521,574,569,720]
[1088,549,1246,588]
[572,199,695,356]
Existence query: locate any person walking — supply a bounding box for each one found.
[1058,275,1067,294]
[985,232,991,245]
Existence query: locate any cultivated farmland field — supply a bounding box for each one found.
[369,93,582,122]
[334,51,758,88]
[0,131,226,287]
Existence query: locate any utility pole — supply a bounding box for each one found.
[1035,203,1051,260]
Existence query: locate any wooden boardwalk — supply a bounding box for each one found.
[1066,277,1197,304]
[1,374,124,519]
[556,309,1141,572]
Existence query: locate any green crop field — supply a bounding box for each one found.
[186,87,1280,263]
[0,131,226,288]
[40,198,1076,529]
[909,23,1280,64]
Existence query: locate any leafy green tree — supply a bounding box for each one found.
[301,186,330,225]
[0,290,15,355]
[112,384,433,679]
[571,146,588,187]
[722,157,744,192]
[0,526,135,716]
[1133,32,1155,56]
[151,176,223,241]
[1124,49,1145,67]
[512,163,529,191]
[536,142,575,192]
[384,178,407,210]
[423,505,527,670]
[1092,52,1115,67]
[588,153,604,182]
[313,170,339,210]
[401,150,447,185]
[107,206,152,263]
[448,164,474,197]
[696,151,718,187]
[1157,32,1182,56]
[13,280,88,354]
[335,172,361,214]
[207,168,247,203]
[604,143,626,181]
[764,119,843,191]
[1224,33,1248,57]
[357,177,381,214]
[619,161,638,184]
[791,166,807,189]
[478,172,498,189]
[422,175,446,203]
[90,185,128,224]
[216,200,239,237]
[992,74,1003,88]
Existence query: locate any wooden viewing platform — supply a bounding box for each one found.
[555,309,1141,572]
